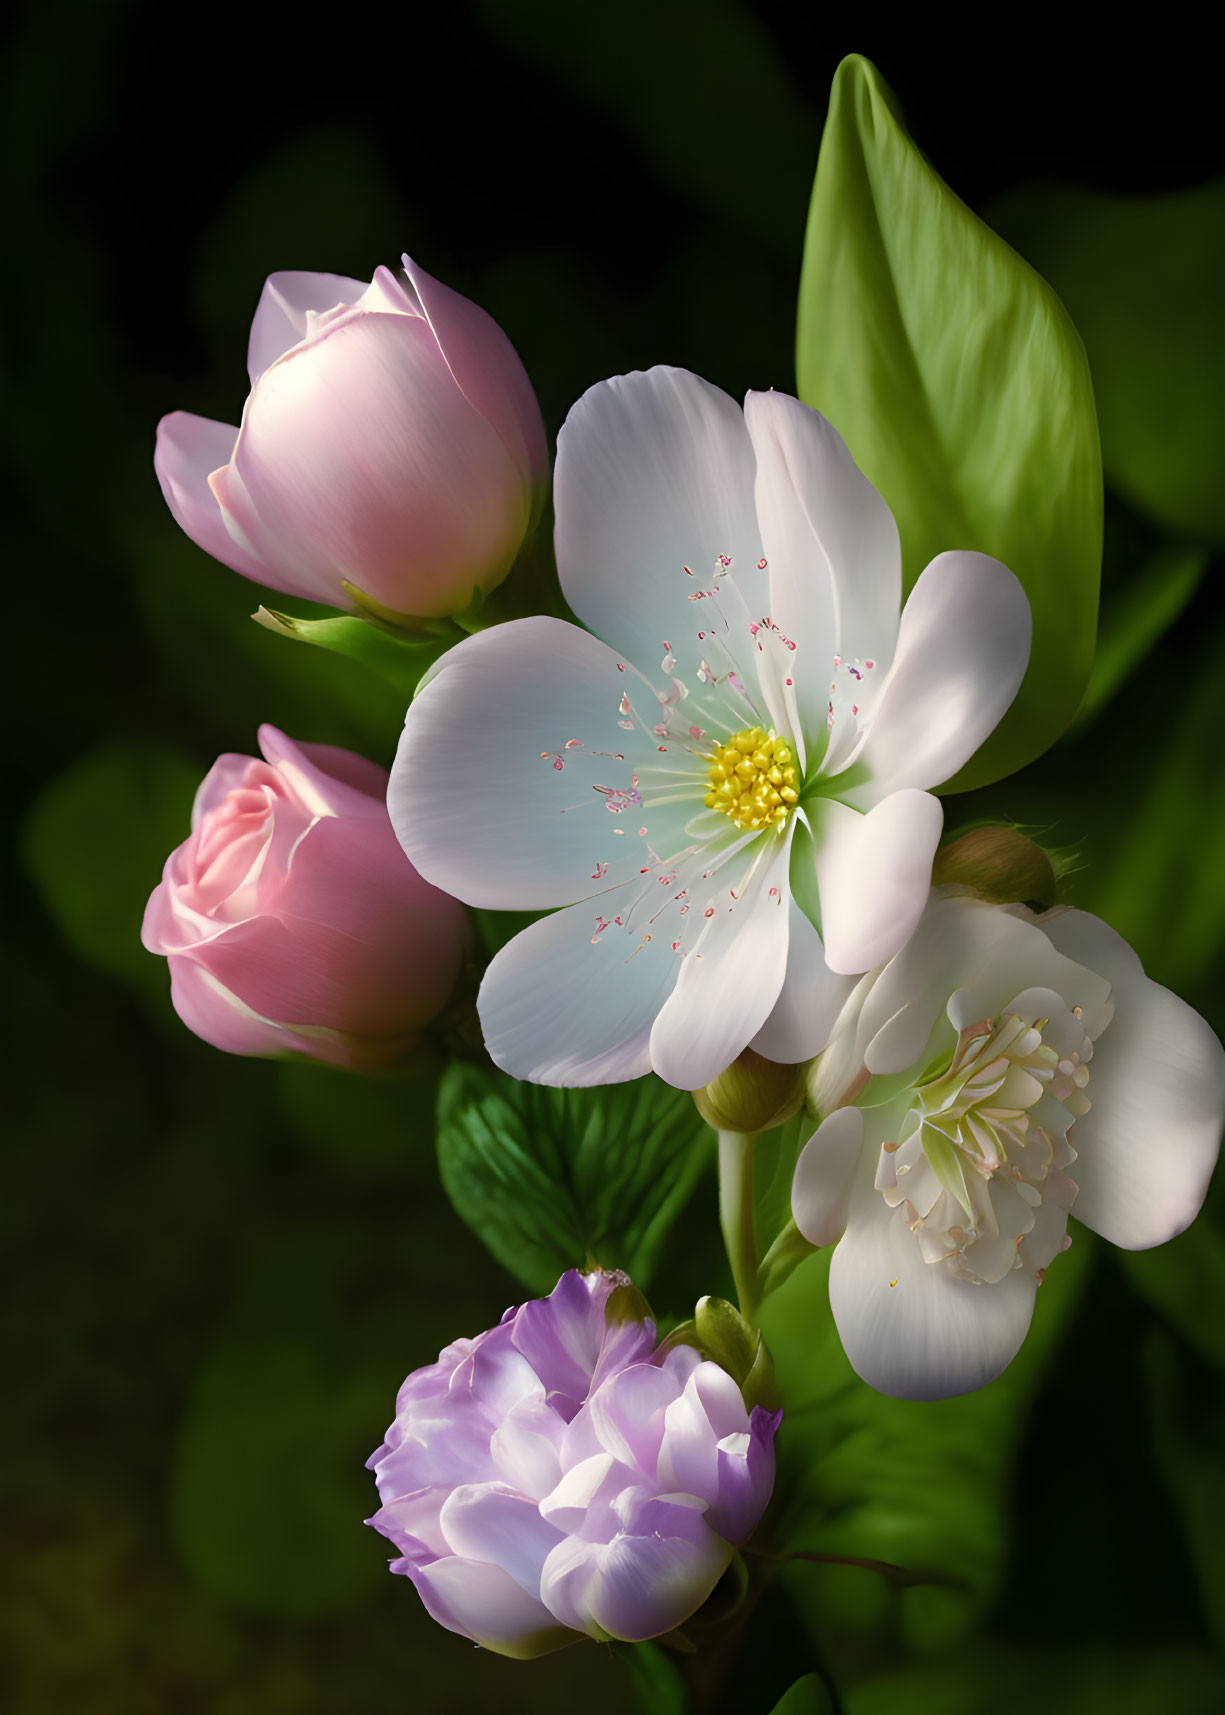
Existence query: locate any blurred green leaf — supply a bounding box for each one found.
[768,1674,835,1715]
[616,1640,690,1715]
[134,524,405,761]
[1086,625,1225,996]
[852,1646,1225,1715]
[276,1053,444,1183]
[1120,1222,1225,1370]
[989,178,1225,543]
[172,1334,383,1619]
[797,55,1102,792]
[21,739,200,1002]
[169,1225,392,1620]
[1074,543,1207,725]
[435,1064,713,1292]
[479,0,816,256]
[191,124,411,367]
[1144,1330,1225,1653]
[760,1232,1092,1651]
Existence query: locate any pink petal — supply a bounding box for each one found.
[154,411,267,584]
[246,269,369,382]
[402,253,548,493]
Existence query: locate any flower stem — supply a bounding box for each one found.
[718,1129,759,1325]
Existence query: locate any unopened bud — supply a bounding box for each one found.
[693,1047,807,1133]
[932,826,1057,911]
[661,1298,780,1410]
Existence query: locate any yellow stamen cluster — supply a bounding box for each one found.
[703,726,799,831]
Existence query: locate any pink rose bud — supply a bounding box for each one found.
[154,257,548,622]
[366,1270,781,1658]
[141,725,468,1070]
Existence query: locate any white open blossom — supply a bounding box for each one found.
[391,369,1031,1089]
[793,895,1225,1399]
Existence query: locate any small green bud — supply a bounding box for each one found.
[602,1274,655,1329]
[667,1296,780,1410]
[932,825,1057,911]
[693,1047,807,1133]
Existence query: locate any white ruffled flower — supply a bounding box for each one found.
[391,369,1031,1089]
[792,896,1225,1399]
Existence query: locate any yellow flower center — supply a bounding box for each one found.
[703,726,799,832]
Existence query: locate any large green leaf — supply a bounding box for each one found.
[435,1064,713,1292]
[797,56,1102,791]
[989,178,1225,544]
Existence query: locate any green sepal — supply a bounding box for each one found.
[252,605,461,701]
[664,1296,780,1411]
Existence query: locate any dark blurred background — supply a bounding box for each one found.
[4,4,1224,1711]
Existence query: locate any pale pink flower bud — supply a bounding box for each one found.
[141,725,468,1070]
[366,1270,781,1658]
[154,258,548,621]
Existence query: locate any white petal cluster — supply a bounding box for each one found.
[391,369,1031,1090]
[792,897,1225,1399]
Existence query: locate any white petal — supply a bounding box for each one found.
[745,390,900,745]
[1040,911,1225,1248]
[841,551,1031,806]
[649,831,793,1090]
[857,897,1107,1076]
[478,881,680,1086]
[554,368,770,718]
[792,1107,865,1246]
[829,1150,1037,1400]
[392,617,699,910]
[752,894,853,1064]
[813,791,943,976]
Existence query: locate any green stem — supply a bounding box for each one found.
[718,1129,758,1324]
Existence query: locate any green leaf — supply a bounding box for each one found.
[21,740,201,1004]
[1143,1329,1225,1652]
[1073,544,1207,726]
[435,1064,714,1292]
[988,178,1225,543]
[1118,1221,1225,1370]
[1085,623,1225,999]
[767,1674,835,1715]
[252,606,457,703]
[477,0,816,258]
[796,55,1102,791]
[168,1224,395,1619]
[615,1639,690,1715]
